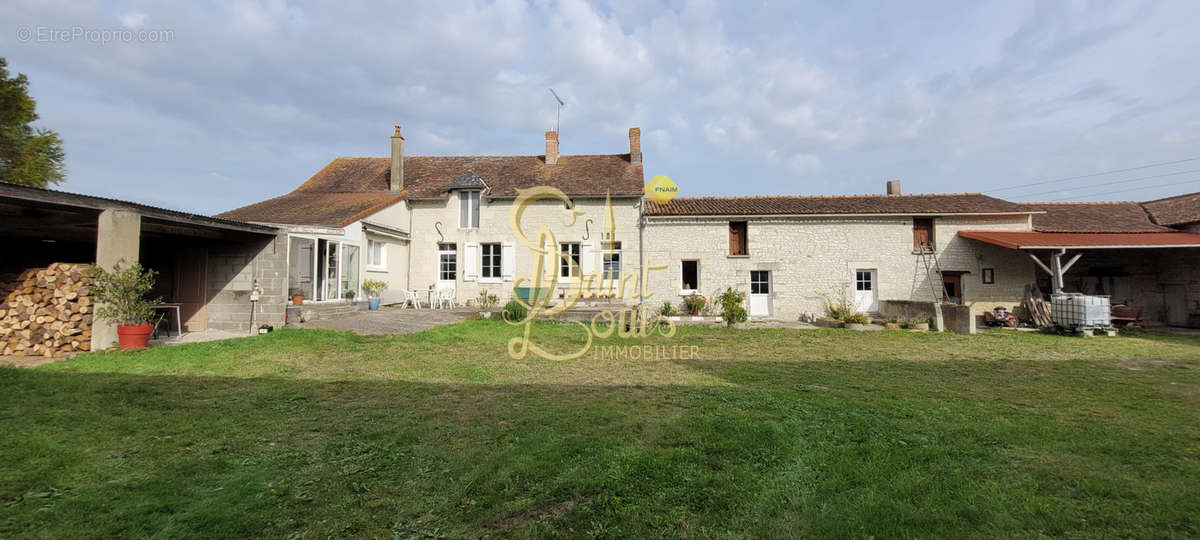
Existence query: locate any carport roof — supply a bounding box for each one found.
[0,181,278,235]
[958,230,1200,250]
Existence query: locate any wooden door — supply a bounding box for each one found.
[913,218,933,251]
[942,273,963,304]
[174,247,208,332]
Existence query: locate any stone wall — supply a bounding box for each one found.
[407,195,643,306]
[204,232,288,332]
[640,214,1035,321]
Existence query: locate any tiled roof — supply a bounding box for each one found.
[218,191,405,228]
[218,153,643,226]
[1017,202,1171,233]
[643,193,1029,216]
[1141,191,1200,226]
[958,230,1200,249]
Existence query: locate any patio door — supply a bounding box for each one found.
[854,269,877,313]
[749,270,771,317]
[314,239,343,301]
[437,243,457,297]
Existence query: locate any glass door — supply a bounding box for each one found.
[324,241,340,301]
[341,244,360,301]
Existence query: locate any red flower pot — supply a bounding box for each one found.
[116,323,153,350]
[292,294,303,305]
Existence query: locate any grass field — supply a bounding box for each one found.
[2,322,1199,538]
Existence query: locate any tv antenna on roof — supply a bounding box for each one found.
[549,88,566,134]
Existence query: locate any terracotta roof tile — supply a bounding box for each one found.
[1141,191,1200,226]
[1017,202,1171,233]
[644,193,1028,216]
[218,153,643,226]
[218,192,405,228]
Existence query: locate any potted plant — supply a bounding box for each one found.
[716,287,748,327]
[683,293,707,316]
[91,261,161,350]
[290,287,303,306]
[362,280,388,310]
[476,290,499,318]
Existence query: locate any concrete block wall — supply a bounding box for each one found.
[640,214,1035,321]
[205,232,288,332]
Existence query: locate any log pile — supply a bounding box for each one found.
[0,263,94,357]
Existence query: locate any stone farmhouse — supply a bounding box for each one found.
[217,127,1200,327]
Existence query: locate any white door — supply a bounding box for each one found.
[853,269,877,313]
[749,270,771,317]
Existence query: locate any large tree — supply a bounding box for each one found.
[0,58,65,188]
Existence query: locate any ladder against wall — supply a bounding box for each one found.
[917,241,946,331]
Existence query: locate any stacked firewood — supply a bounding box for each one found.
[0,263,94,357]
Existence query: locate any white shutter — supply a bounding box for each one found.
[581,242,595,277]
[464,242,478,281]
[502,242,515,281]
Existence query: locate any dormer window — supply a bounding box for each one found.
[459,190,480,229]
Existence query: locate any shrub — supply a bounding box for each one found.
[716,287,748,326]
[659,301,675,316]
[362,280,388,298]
[682,294,706,315]
[502,299,528,322]
[817,285,857,321]
[91,261,160,326]
[843,312,870,325]
[476,290,499,311]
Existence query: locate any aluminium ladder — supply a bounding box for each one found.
[917,241,946,331]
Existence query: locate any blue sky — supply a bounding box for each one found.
[2,0,1199,214]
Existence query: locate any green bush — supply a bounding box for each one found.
[683,294,707,315]
[476,290,499,311]
[716,287,748,326]
[502,299,528,322]
[659,301,675,316]
[91,261,160,326]
[843,312,870,325]
[361,280,388,298]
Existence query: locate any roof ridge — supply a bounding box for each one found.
[1141,190,1200,204]
[1021,201,1139,205]
[651,193,987,202]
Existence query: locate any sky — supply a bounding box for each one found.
[2,0,1199,215]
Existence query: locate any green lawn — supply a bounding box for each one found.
[2,323,1199,538]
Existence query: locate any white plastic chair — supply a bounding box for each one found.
[436,287,456,309]
[401,289,423,309]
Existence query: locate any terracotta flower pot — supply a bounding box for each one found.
[116,323,153,350]
[292,294,303,305]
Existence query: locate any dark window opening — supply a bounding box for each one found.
[559,242,581,278]
[481,243,501,279]
[681,260,699,290]
[751,270,770,294]
[981,268,994,284]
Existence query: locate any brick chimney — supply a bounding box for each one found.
[629,127,642,166]
[545,131,559,166]
[886,179,901,195]
[390,125,404,192]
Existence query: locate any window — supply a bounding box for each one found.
[913,218,934,251]
[459,191,480,228]
[681,260,699,291]
[439,243,457,281]
[481,243,501,279]
[559,242,581,278]
[855,270,873,291]
[367,239,386,268]
[729,221,748,256]
[750,270,770,294]
[602,241,621,279]
[982,268,995,284]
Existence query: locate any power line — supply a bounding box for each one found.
[1012,168,1200,199]
[1051,177,1200,202]
[985,155,1200,193]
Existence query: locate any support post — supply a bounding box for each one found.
[1050,249,1066,293]
[91,209,142,351]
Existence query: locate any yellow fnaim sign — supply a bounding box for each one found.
[644,175,678,204]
